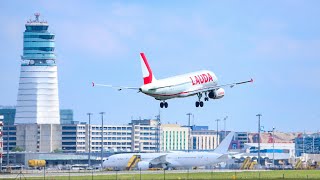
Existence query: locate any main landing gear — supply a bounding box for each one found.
[195,92,208,107]
[160,101,168,108]
[195,101,203,107]
[204,92,209,101]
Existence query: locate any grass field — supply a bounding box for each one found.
[12,170,320,180]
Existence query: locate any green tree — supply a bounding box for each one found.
[11,146,24,152]
[53,148,63,153]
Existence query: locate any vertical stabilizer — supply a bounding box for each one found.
[140,53,156,85]
[213,132,234,154]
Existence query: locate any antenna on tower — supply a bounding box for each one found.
[34,13,40,22]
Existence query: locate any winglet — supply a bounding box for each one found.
[92,82,95,87]
[250,78,254,83]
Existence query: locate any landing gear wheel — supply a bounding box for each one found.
[160,102,164,108]
[200,101,204,107]
[196,93,204,107]
[195,101,200,107]
[164,102,168,108]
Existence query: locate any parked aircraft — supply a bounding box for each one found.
[93,53,252,108]
[102,132,234,170]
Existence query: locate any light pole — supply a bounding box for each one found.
[256,114,262,167]
[87,113,92,167]
[99,112,105,170]
[302,131,305,154]
[272,127,275,168]
[186,113,192,127]
[268,126,276,168]
[0,115,3,173]
[155,113,161,153]
[215,119,220,146]
[223,116,228,138]
[6,112,11,168]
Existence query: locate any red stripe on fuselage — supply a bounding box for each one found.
[144,86,212,98]
[140,53,153,85]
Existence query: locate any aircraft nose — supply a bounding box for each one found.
[102,159,109,167]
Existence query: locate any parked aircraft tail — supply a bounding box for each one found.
[140,52,156,85]
[213,132,234,154]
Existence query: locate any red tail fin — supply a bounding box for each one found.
[140,53,156,85]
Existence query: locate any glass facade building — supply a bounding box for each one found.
[22,13,55,61]
[295,133,320,156]
[0,108,16,125]
[0,115,3,169]
[60,109,74,124]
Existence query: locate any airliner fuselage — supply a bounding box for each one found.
[103,152,223,170]
[140,70,219,100]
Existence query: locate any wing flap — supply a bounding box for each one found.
[189,78,253,94]
[149,81,190,90]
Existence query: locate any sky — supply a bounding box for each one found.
[0,1,319,132]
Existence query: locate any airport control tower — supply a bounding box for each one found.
[15,13,61,152]
[15,13,60,124]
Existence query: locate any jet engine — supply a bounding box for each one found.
[208,88,225,99]
[136,161,151,170]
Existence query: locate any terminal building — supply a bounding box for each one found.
[295,133,320,156]
[61,123,132,154]
[61,119,160,154]
[190,129,218,150]
[231,132,249,149]
[231,143,296,167]
[160,124,189,151]
[0,115,3,170]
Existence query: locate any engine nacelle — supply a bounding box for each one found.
[137,161,151,170]
[208,88,225,99]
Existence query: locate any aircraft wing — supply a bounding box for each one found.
[92,82,140,91]
[149,154,168,165]
[212,78,253,89]
[203,78,253,91]
[187,78,253,96]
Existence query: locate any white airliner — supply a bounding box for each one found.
[93,53,252,108]
[103,132,234,170]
